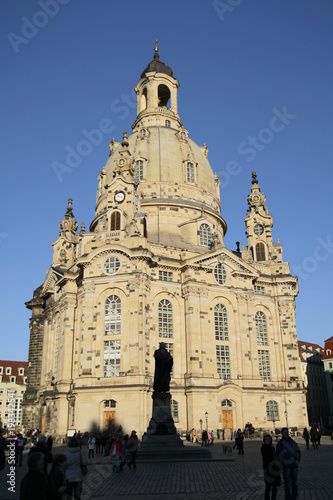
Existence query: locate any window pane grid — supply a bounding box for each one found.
[158,299,173,338]
[135,160,144,180]
[186,162,194,183]
[214,304,229,340]
[199,223,211,246]
[258,350,271,382]
[255,311,268,346]
[104,340,121,377]
[266,400,279,420]
[105,295,121,335]
[216,345,231,379]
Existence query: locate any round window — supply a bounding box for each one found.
[104,257,120,275]
[254,224,264,236]
[214,263,226,285]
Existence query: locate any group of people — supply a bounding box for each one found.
[185,428,214,445]
[261,427,301,500]
[18,428,139,499]
[302,426,321,449]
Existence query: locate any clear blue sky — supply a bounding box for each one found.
[1,0,332,360]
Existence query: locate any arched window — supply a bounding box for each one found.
[105,295,121,335]
[158,299,173,338]
[158,84,170,107]
[135,160,144,180]
[221,399,232,407]
[140,88,147,111]
[214,304,229,341]
[256,242,266,261]
[104,399,117,408]
[199,223,211,246]
[171,399,179,422]
[186,162,194,183]
[328,362,332,369]
[110,211,121,231]
[165,120,171,128]
[266,400,279,420]
[255,311,268,346]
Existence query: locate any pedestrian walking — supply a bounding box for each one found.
[317,428,322,446]
[235,428,244,455]
[276,427,301,500]
[28,434,52,474]
[261,434,281,500]
[302,428,309,449]
[310,427,318,449]
[65,436,88,500]
[210,430,214,445]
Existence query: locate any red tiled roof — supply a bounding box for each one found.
[322,339,333,360]
[0,360,28,385]
[297,341,323,362]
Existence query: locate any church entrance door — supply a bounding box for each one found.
[41,414,46,434]
[222,409,233,432]
[103,411,116,433]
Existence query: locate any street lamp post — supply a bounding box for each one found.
[284,410,289,429]
[205,411,208,431]
[199,419,203,435]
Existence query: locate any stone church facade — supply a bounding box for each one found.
[22,47,308,438]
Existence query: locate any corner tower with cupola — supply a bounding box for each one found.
[23,46,307,438]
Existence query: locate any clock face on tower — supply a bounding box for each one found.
[114,190,125,203]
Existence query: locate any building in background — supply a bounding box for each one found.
[0,360,28,431]
[22,47,308,438]
[322,336,333,426]
[298,341,330,428]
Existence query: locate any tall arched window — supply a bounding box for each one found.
[135,160,144,180]
[158,299,173,338]
[255,311,268,346]
[266,400,279,420]
[105,295,121,335]
[256,242,266,261]
[186,162,194,183]
[110,211,121,231]
[214,304,229,340]
[199,223,211,246]
[158,84,170,107]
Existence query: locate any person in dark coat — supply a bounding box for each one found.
[302,428,309,449]
[261,434,281,500]
[235,429,244,455]
[47,454,68,500]
[28,434,52,474]
[276,428,301,500]
[126,430,139,469]
[20,452,47,500]
[310,427,318,449]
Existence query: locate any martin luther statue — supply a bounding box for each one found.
[153,342,173,393]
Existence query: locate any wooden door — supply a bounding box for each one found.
[103,411,116,433]
[41,414,46,434]
[222,410,233,431]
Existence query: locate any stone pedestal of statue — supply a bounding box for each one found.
[140,392,183,448]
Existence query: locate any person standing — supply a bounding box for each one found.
[47,454,68,500]
[316,428,322,446]
[16,433,25,467]
[302,428,309,449]
[110,435,122,472]
[276,427,301,500]
[87,434,96,459]
[310,427,318,449]
[210,430,214,445]
[235,429,244,455]
[65,436,88,500]
[261,434,281,500]
[126,430,139,469]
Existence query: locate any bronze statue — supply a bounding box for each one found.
[153,342,173,393]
